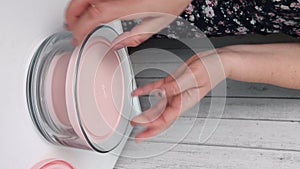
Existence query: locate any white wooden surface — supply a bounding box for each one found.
[115,37,300,169]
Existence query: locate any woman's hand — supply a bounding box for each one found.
[130,43,300,142]
[131,48,229,142]
[65,0,191,46]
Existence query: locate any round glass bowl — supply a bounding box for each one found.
[27,25,134,153]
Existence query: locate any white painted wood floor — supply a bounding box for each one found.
[115,37,300,169]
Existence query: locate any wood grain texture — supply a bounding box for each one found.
[129,118,300,151]
[116,141,300,169]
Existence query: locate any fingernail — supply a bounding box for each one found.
[130,120,137,126]
[132,115,148,124]
[72,38,79,46]
[63,22,69,30]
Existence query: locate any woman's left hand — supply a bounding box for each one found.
[65,0,191,46]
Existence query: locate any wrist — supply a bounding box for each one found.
[216,47,235,79]
[216,43,300,88]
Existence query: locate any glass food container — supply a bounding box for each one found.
[27,24,135,153]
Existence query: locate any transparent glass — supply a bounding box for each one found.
[27,25,134,153]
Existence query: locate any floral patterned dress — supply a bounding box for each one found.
[181,0,300,37]
[122,0,300,38]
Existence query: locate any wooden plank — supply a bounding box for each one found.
[135,78,300,98]
[129,118,300,151]
[115,141,300,169]
[138,97,300,121]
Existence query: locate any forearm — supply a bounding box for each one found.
[222,43,300,89]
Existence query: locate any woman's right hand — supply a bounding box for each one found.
[65,0,192,46]
[130,43,300,142]
[130,48,229,142]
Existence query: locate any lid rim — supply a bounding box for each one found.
[71,25,134,153]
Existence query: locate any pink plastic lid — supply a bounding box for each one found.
[31,159,75,169]
[66,26,133,152]
[76,37,124,141]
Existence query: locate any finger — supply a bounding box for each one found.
[160,71,198,98]
[72,5,163,45]
[131,79,165,96]
[133,86,211,142]
[71,5,105,45]
[132,61,189,96]
[65,0,92,30]
[132,51,214,97]
[161,51,217,95]
[112,32,153,49]
[112,15,175,47]
[133,105,179,142]
[133,88,202,129]
[133,89,206,142]
[131,67,192,98]
[161,87,208,124]
[131,48,214,97]
[131,97,167,126]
